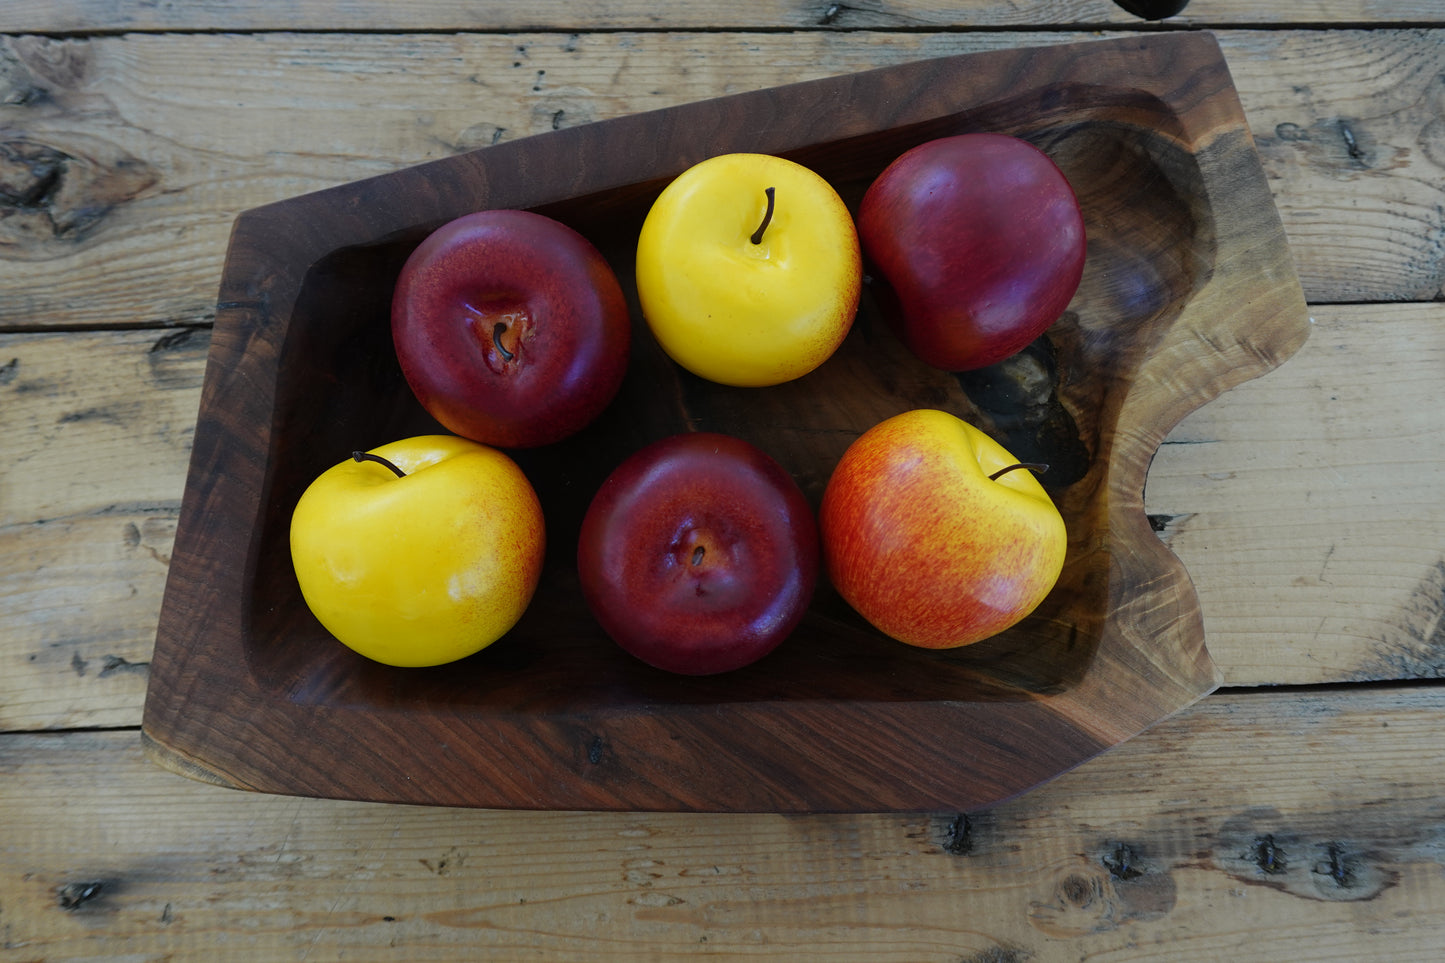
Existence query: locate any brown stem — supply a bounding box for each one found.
[691,545,705,566]
[989,462,1049,481]
[353,450,406,478]
[749,186,776,244]
[493,321,515,362]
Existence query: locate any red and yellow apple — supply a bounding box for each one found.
[391,209,631,449]
[635,153,861,387]
[819,409,1066,649]
[576,432,819,675]
[289,435,545,667]
[858,132,1086,371]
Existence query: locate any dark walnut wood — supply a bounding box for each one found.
[142,32,1309,812]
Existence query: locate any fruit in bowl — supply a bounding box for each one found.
[635,152,861,387]
[858,132,1086,371]
[391,209,631,449]
[289,435,546,667]
[577,432,820,675]
[820,409,1067,649]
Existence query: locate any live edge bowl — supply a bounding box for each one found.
[142,33,1310,813]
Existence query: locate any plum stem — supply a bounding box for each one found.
[750,186,776,244]
[353,450,406,478]
[691,545,705,565]
[989,462,1049,481]
[493,321,516,362]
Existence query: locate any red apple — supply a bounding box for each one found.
[858,132,1086,371]
[577,432,819,675]
[820,409,1067,649]
[391,209,631,449]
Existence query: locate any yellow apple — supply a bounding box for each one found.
[635,152,861,387]
[819,409,1067,649]
[289,434,545,667]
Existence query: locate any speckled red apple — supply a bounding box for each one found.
[820,408,1067,649]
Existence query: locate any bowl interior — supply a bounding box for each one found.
[243,80,1215,715]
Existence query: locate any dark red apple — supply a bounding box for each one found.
[858,132,1086,371]
[391,209,631,448]
[577,432,819,676]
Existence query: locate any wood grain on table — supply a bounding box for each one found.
[3,3,1444,960]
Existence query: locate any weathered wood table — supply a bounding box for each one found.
[3,3,1443,959]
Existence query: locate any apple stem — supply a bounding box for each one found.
[989,462,1050,481]
[492,322,516,362]
[353,450,406,478]
[749,186,776,245]
[691,546,705,566]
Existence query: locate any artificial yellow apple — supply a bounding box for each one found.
[289,435,545,667]
[635,152,861,387]
[819,409,1067,649]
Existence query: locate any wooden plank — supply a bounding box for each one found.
[1146,302,1445,686]
[0,329,200,527]
[0,328,199,730]
[1,29,1442,331]
[1225,29,1445,303]
[2,299,1439,728]
[4,686,1445,960]
[5,0,1445,33]
[0,512,169,730]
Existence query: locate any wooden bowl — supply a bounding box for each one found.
[143,32,1309,812]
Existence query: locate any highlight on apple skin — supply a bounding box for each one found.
[858,132,1086,372]
[819,408,1068,649]
[576,431,820,675]
[391,209,632,449]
